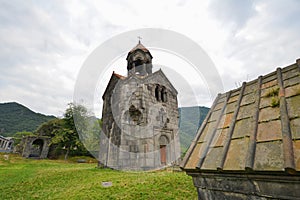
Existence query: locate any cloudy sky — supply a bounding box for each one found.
[0,0,300,117]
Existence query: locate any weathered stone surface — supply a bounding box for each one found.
[209,109,222,122]
[260,85,279,97]
[182,59,300,200]
[257,120,282,142]
[224,138,249,170]
[21,136,50,159]
[259,97,271,108]
[231,89,240,97]
[214,101,226,111]
[261,79,277,89]
[293,140,300,171]
[284,75,300,88]
[237,104,255,120]
[240,92,255,106]
[190,173,300,200]
[0,135,13,152]
[243,81,257,95]
[185,143,203,169]
[232,118,253,139]
[258,107,280,122]
[199,121,216,142]
[254,141,284,171]
[214,128,228,147]
[286,94,300,118]
[101,43,180,170]
[202,146,223,170]
[218,113,233,129]
[261,72,276,85]
[290,117,300,139]
[285,84,300,97]
[225,102,237,114]
[282,64,299,80]
[227,94,239,104]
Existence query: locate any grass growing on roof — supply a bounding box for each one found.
[270,96,280,107]
[265,87,279,98]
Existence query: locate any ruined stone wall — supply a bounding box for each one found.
[0,136,13,152]
[21,136,50,159]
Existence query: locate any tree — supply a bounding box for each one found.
[13,131,36,146]
[51,103,89,160]
[82,118,102,153]
[34,119,65,158]
[35,118,64,137]
[33,103,98,160]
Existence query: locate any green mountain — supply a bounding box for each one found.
[0,102,209,154]
[0,102,56,137]
[178,106,209,153]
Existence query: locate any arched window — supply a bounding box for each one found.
[155,86,160,101]
[161,87,167,102]
[134,59,143,67]
[159,135,169,145]
[161,88,165,102]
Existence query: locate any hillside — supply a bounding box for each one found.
[0,102,56,137]
[178,106,209,153]
[0,102,209,153]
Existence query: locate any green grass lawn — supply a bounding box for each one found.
[0,153,197,199]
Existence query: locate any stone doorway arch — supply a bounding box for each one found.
[21,136,50,159]
[31,139,44,157]
[159,135,169,165]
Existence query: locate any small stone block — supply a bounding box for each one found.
[102,182,113,187]
[257,120,282,142]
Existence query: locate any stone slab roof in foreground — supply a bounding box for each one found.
[181,59,300,174]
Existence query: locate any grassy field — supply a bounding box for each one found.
[0,153,197,199]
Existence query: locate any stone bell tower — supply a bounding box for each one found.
[126,40,153,76]
[100,41,180,171]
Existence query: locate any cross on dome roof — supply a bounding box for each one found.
[138,36,142,44]
[129,39,150,54]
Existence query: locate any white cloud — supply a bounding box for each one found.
[203,0,300,90]
[0,0,299,116]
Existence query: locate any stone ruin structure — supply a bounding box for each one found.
[0,135,14,152]
[19,136,50,159]
[181,59,300,199]
[100,41,181,170]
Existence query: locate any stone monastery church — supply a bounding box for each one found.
[100,41,180,170]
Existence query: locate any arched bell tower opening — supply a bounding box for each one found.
[126,41,153,76]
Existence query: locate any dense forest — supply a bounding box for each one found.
[178,106,209,153]
[0,102,56,137]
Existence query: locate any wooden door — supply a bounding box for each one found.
[160,145,166,165]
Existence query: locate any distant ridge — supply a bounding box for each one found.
[178,106,209,153]
[0,102,56,137]
[0,102,209,151]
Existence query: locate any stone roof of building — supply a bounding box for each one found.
[129,41,150,53]
[113,71,125,79]
[0,135,13,140]
[181,59,300,174]
[102,72,125,99]
[126,41,153,61]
